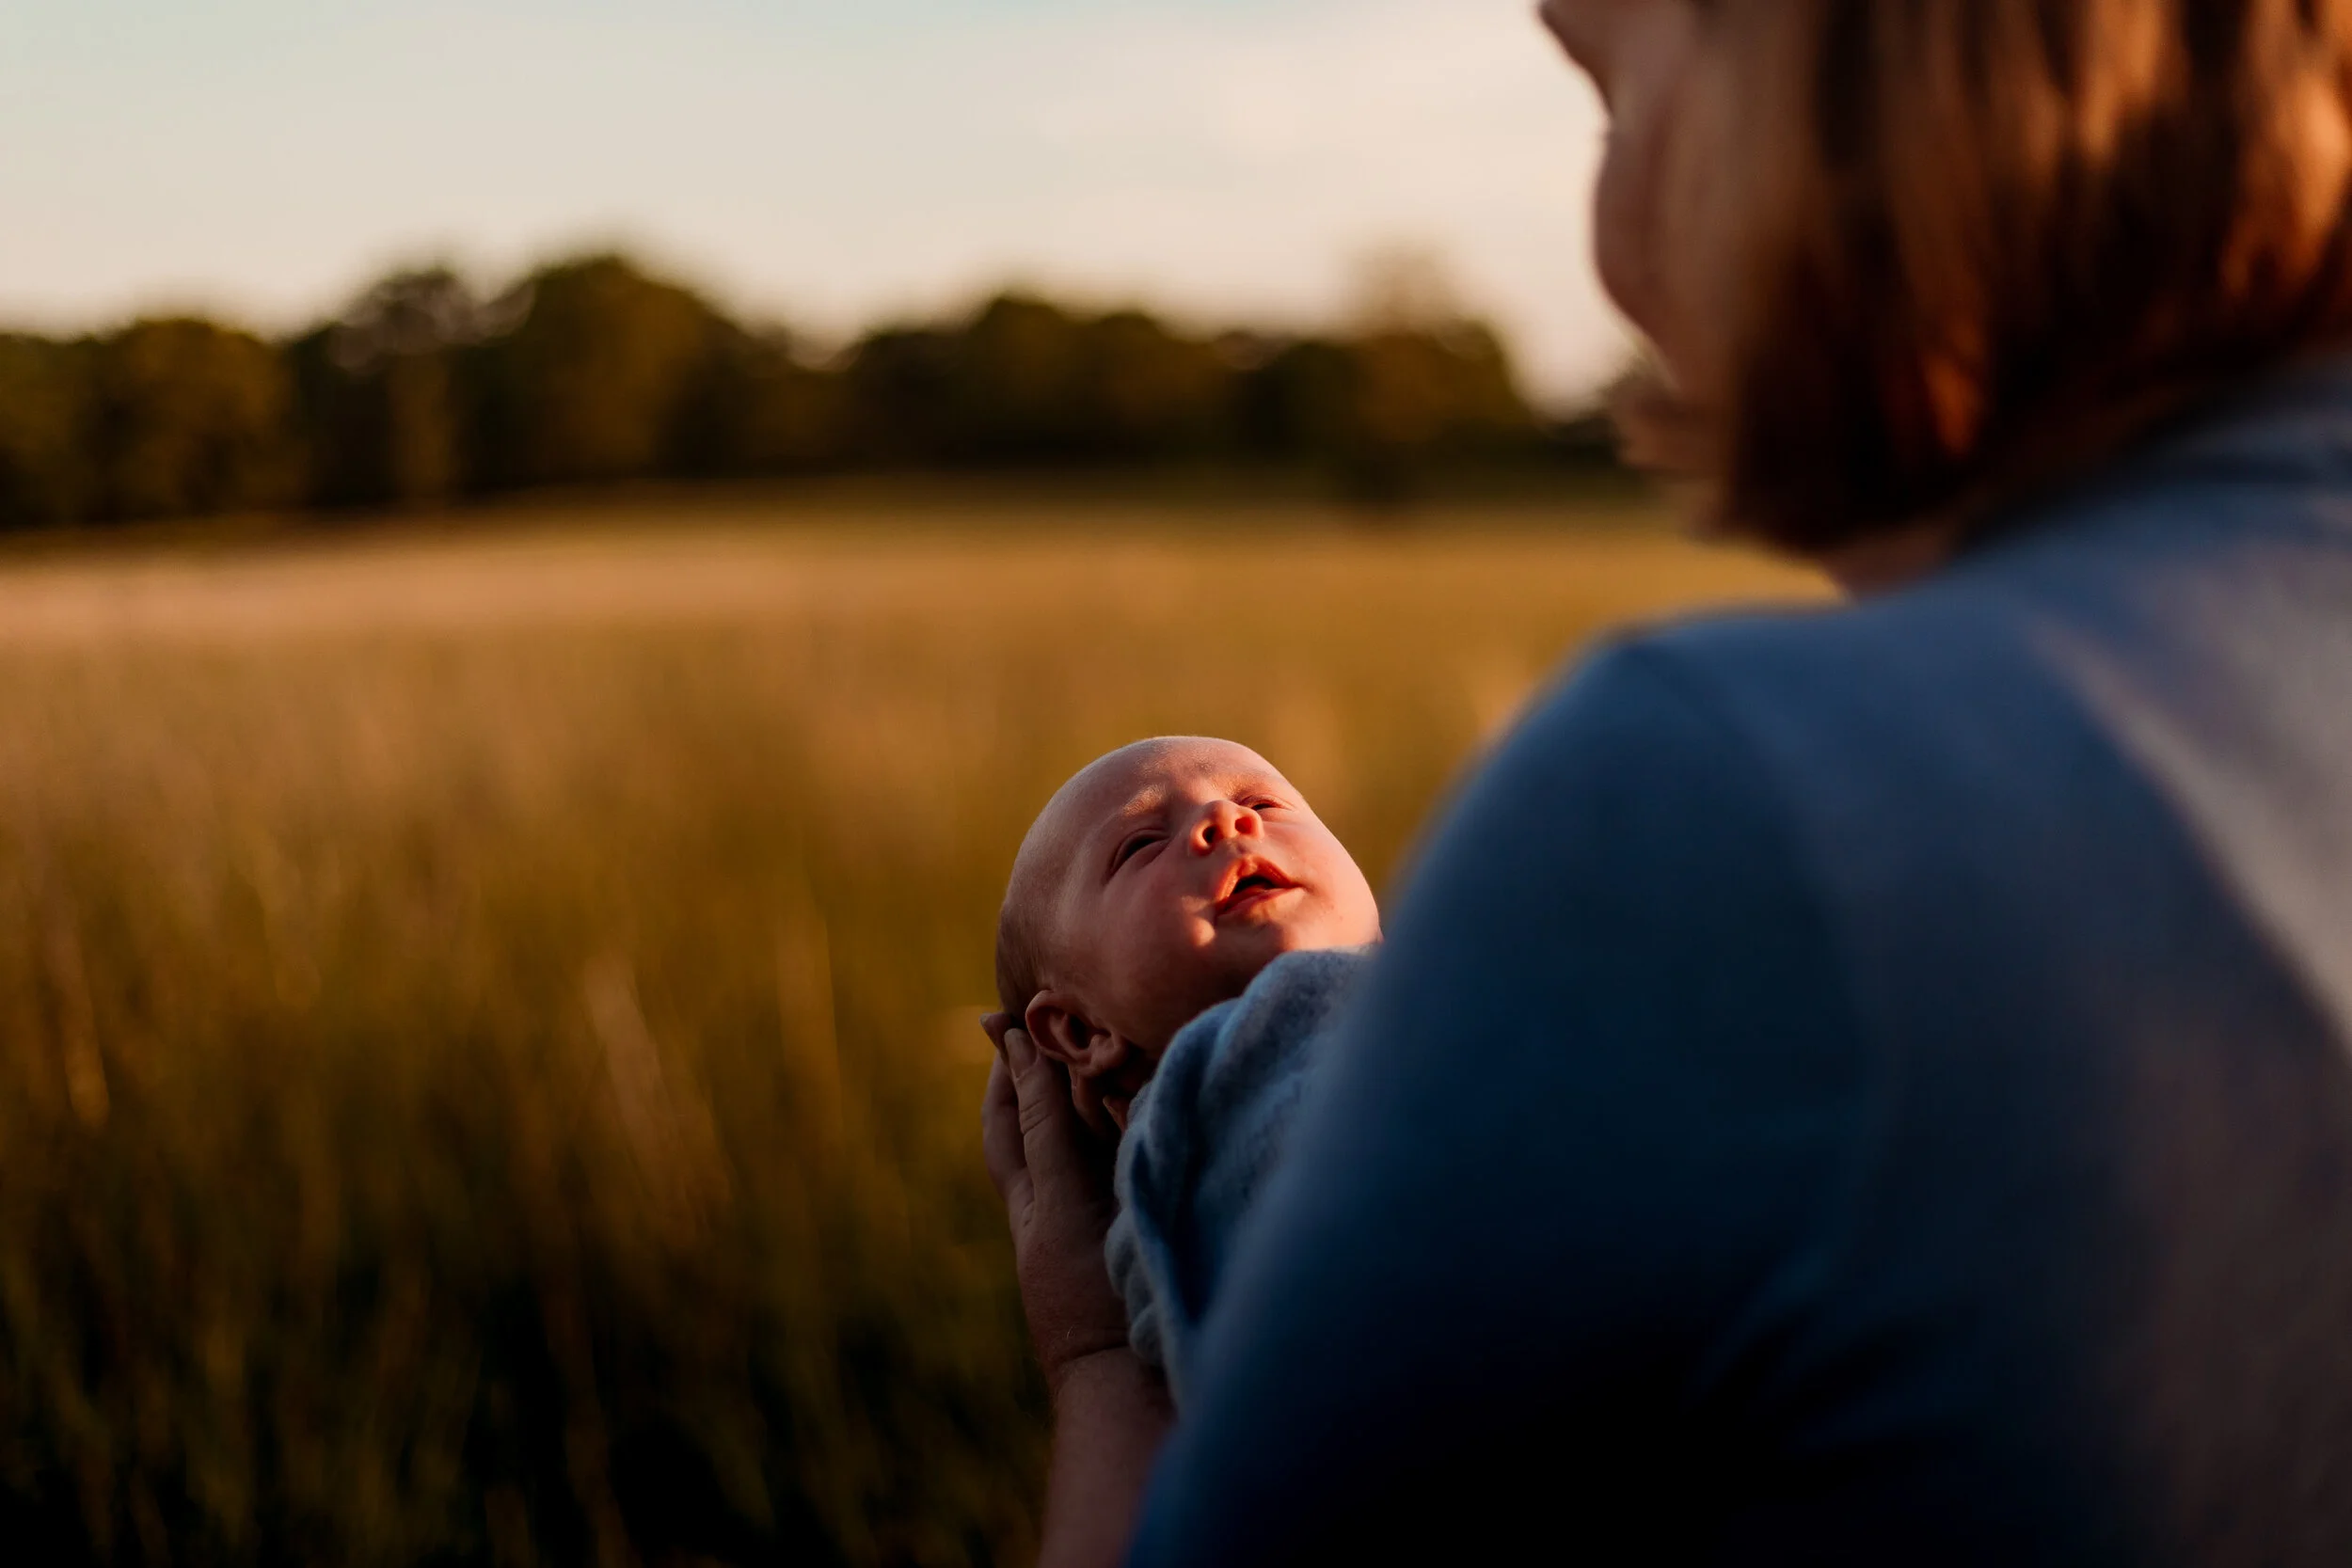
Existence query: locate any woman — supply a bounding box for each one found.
[985,1,2352,1562]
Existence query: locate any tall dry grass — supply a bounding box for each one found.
[0,500,1820,1565]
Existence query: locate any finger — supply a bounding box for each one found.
[981,1056,1032,1210]
[1003,1027,1116,1204]
[1003,1026,1066,1139]
[980,1011,1014,1053]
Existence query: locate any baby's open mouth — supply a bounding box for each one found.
[1215,859,1298,917]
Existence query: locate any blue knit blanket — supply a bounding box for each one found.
[1105,946,1371,1407]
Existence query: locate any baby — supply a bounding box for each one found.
[995,736,1382,1404]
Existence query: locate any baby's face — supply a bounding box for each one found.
[1023,738,1379,1105]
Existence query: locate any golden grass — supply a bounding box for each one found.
[0,498,1822,1566]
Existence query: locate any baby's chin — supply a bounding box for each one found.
[1160,918,1344,1027]
[1216,900,1364,960]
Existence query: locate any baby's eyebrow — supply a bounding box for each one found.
[1108,789,1168,824]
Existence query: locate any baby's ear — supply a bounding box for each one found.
[1025,992,1122,1079]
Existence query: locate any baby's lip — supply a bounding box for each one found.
[1214,855,1299,916]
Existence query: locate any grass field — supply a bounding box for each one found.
[0,496,1822,1566]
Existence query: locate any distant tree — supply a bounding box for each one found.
[1346,245,1470,338]
[0,243,1610,530]
[1351,323,1536,456]
[1237,322,1541,499]
[292,266,489,509]
[958,294,1096,460]
[90,319,296,521]
[1085,309,1233,459]
[841,325,967,467]
[475,256,741,488]
[672,326,847,477]
[1235,336,1359,464]
[843,295,1236,468]
[0,335,96,527]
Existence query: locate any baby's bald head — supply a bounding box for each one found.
[993,735,1379,1132]
[994,738,1215,1019]
[993,736,1376,1043]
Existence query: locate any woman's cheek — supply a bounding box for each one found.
[1586,10,1723,385]
[1591,135,1652,334]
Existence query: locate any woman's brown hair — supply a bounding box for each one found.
[1646,0,2352,555]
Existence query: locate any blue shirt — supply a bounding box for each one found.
[1129,363,2352,1567]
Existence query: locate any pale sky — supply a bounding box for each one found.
[0,0,1627,403]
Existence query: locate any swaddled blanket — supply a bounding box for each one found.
[1105,946,1370,1407]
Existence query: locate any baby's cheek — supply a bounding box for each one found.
[1303,887,1379,947]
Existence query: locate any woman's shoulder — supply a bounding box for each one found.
[1396,578,2119,1047]
[1438,622,1821,888]
[1449,494,2352,1052]
[1409,627,1826,959]
[1484,557,2126,900]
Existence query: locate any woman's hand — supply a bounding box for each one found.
[984,1013,1173,1568]
[981,1013,1136,1390]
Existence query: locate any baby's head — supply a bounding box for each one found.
[996,736,1380,1132]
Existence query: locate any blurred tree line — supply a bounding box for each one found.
[0,254,1614,528]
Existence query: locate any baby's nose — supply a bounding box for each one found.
[1195,800,1261,848]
